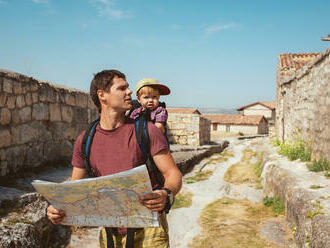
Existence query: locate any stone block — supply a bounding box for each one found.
[0,108,11,125]
[25,92,32,105]
[11,109,20,124]
[32,103,49,120]
[0,149,5,160]
[21,83,30,94]
[26,143,44,167]
[0,94,7,107]
[13,81,23,94]
[6,96,16,109]
[32,92,38,103]
[11,124,36,145]
[6,145,25,172]
[1,160,8,176]
[30,82,39,91]
[39,85,56,103]
[16,95,26,108]
[62,105,73,123]
[72,107,88,124]
[3,78,13,93]
[75,93,88,108]
[49,103,62,122]
[0,129,11,148]
[65,93,75,106]
[19,106,32,123]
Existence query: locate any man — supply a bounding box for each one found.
[46,70,182,247]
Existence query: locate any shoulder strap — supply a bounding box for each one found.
[81,118,100,177]
[135,112,165,188]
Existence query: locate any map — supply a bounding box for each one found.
[32,165,159,228]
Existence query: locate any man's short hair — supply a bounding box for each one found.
[90,70,126,112]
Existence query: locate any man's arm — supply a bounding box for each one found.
[47,167,88,224]
[139,149,182,212]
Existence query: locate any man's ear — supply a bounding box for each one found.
[97,90,106,104]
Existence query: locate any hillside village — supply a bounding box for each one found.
[0,46,329,247]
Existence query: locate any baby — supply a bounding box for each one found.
[130,78,170,134]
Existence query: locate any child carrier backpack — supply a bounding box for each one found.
[81,116,167,248]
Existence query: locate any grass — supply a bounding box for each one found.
[185,170,213,184]
[307,158,329,172]
[310,185,324,189]
[172,191,193,209]
[223,148,263,188]
[263,197,285,216]
[189,198,281,248]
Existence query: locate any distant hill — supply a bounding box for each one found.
[199,108,238,114]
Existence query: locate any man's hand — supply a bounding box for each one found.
[46,205,66,224]
[139,189,167,212]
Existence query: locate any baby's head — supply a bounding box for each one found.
[135,78,170,111]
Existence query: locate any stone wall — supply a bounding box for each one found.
[0,69,99,177]
[276,48,330,161]
[167,113,210,146]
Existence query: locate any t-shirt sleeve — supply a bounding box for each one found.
[147,122,169,156]
[154,107,168,123]
[71,131,85,169]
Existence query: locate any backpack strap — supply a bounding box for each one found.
[135,111,165,188]
[81,118,100,177]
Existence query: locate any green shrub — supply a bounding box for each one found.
[307,158,329,172]
[278,139,311,162]
[263,196,284,215]
[270,139,281,147]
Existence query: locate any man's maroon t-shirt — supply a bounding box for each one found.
[71,121,168,179]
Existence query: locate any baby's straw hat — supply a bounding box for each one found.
[135,78,170,96]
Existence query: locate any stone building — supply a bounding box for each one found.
[237,101,276,122]
[203,113,268,135]
[237,101,276,135]
[276,49,330,160]
[167,108,210,146]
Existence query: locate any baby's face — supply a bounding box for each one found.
[138,92,160,111]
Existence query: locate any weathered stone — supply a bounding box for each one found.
[19,106,32,123]
[11,109,20,124]
[16,95,25,108]
[75,93,88,107]
[65,93,75,106]
[0,94,7,107]
[26,143,44,167]
[30,82,39,91]
[88,96,96,109]
[13,81,23,94]
[25,92,32,105]
[49,103,61,122]
[0,160,8,176]
[3,78,13,93]
[39,85,56,103]
[0,149,5,160]
[6,96,16,109]
[0,108,11,125]
[0,129,11,148]
[32,103,49,120]
[61,105,73,123]
[32,92,38,103]
[11,124,36,145]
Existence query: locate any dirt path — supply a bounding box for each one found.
[168,137,296,248]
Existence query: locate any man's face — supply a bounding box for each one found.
[100,77,133,112]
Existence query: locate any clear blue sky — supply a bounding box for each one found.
[1,0,329,108]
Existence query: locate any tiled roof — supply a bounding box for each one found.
[203,114,266,125]
[279,52,321,71]
[167,108,201,115]
[237,101,276,111]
